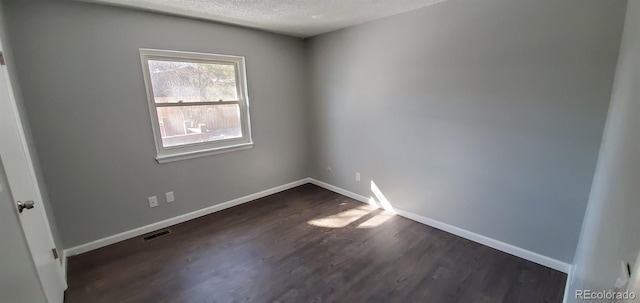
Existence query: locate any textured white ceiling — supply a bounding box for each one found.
[81,0,449,37]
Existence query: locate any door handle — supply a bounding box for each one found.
[17,200,34,213]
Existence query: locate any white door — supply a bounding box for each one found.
[0,40,66,302]
[0,158,48,303]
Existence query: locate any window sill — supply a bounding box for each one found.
[155,142,253,163]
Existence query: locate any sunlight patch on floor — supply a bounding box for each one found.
[356,211,394,228]
[307,205,372,228]
[308,181,399,229]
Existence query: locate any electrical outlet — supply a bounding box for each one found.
[166,191,175,203]
[355,172,361,181]
[148,196,158,208]
[327,167,332,173]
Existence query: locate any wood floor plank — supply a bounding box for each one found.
[65,184,566,303]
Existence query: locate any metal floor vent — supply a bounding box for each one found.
[142,229,171,241]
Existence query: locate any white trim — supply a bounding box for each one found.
[0,40,67,297]
[308,178,373,205]
[139,48,253,163]
[60,251,67,283]
[392,208,571,273]
[562,265,575,303]
[64,177,571,275]
[155,142,253,163]
[64,178,310,257]
[308,178,571,273]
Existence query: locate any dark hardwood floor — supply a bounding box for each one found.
[65,184,566,303]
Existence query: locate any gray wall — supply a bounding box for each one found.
[307,0,626,263]
[3,0,309,248]
[3,0,629,267]
[0,1,63,257]
[568,0,640,299]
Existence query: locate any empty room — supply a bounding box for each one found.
[0,0,639,302]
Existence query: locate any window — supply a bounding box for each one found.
[140,49,252,163]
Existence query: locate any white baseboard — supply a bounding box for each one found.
[64,177,570,276]
[308,178,373,205]
[64,178,311,257]
[308,178,571,273]
[393,208,571,273]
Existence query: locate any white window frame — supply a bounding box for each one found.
[140,49,253,163]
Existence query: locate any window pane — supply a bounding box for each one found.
[148,60,238,103]
[156,104,242,147]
